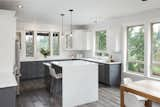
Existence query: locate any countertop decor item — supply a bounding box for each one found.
[40,48,50,58]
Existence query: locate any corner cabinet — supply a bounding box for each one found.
[64,30,92,50]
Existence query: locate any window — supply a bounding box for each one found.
[151,23,160,77]
[127,25,144,74]
[52,33,60,55]
[25,31,34,57]
[95,31,107,56]
[37,32,50,57]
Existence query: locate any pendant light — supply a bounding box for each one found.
[69,9,74,37]
[60,13,65,36]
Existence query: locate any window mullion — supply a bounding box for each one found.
[34,31,37,57]
[144,23,151,77]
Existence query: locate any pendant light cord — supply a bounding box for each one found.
[71,11,72,34]
[60,14,64,36]
[69,9,74,35]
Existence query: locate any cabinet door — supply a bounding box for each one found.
[86,31,92,50]
[0,87,16,107]
[72,30,87,50]
[31,62,37,78]
[20,62,30,80]
[105,64,110,85]
[39,61,45,78]
[98,64,106,83]
[109,64,121,86]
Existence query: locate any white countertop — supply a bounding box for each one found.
[20,56,72,62]
[51,60,97,67]
[81,58,121,64]
[20,57,121,64]
[0,72,17,88]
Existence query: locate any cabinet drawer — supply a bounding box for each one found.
[109,64,120,71]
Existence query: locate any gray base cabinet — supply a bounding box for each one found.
[20,59,74,80]
[20,61,50,80]
[99,64,121,86]
[0,87,16,107]
[98,64,106,83]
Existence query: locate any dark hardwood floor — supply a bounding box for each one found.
[17,79,120,107]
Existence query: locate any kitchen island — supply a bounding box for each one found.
[51,60,98,107]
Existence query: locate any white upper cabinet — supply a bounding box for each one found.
[64,30,92,50]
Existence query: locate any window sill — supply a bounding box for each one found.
[124,71,145,77]
[123,71,160,81]
[149,76,160,81]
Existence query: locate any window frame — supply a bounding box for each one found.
[24,31,61,58]
[25,31,35,57]
[126,24,145,74]
[151,22,160,77]
[95,30,107,57]
[36,32,51,57]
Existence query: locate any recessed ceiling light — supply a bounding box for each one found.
[141,0,148,2]
[17,4,23,9]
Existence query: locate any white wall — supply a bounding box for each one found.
[0,10,16,73]
[92,9,160,81]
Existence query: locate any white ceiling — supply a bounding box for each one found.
[0,0,160,25]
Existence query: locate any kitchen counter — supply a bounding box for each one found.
[51,60,96,67]
[0,72,17,88]
[51,60,98,107]
[81,58,121,64]
[20,57,121,65]
[20,57,73,62]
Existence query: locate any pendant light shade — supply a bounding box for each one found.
[69,9,74,37]
[60,13,65,36]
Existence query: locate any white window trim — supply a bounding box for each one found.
[123,21,159,78]
[126,24,145,74]
[35,31,50,58]
[150,22,160,77]
[123,23,148,76]
[23,30,60,59]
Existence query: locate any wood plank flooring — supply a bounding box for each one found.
[17,79,120,107]
[79,85,120,107]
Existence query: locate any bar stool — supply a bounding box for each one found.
[49,66,62,97]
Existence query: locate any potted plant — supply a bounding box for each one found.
[40,48,50,58]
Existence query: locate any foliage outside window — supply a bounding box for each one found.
[151,23,160,77]
[95,31,107,56]
[53,33,60,55]
[127,25,144,74]
[25,31,34,57]
[37,32,50,57]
